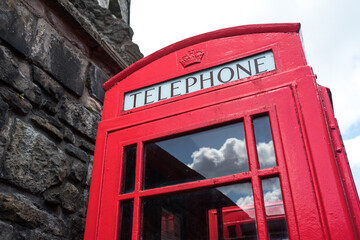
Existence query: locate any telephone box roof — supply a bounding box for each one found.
[103,23,301,90]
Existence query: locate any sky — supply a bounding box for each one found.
[130,0,360,192]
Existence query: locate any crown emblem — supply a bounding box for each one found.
[179,49,204,68]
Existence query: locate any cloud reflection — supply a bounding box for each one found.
[189,138,248,178]
[236,195,254,207]
[189,138,276,178]
[257,140,276,169]
[262,177,283,203]
[188,138,281,207]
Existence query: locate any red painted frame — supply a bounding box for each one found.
[85,23,360,239]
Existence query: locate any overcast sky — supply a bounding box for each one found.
[130,0,360,191]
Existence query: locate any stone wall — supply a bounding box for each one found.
[0,0,142,239]
[96,0,131,24]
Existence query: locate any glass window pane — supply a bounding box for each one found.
[121,146,136,194]
[119,201,133,240]
[143,122,249,189]
[217,182,258,240]
[252,115,277,169]
[142,182,257,240]
[261,177,289,240]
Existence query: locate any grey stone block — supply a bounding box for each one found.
[0,46,42,105]
[0,220,17,240]
[59,96,100,141]
[31,19,88,97]
[40,98,59,116]
[86,158,93,187]
[29,229,63,240]
[63,126,76,144]
[69,159,87,183]
[0,1,37,56]
[0,98,8,129]
[65,144,90,163]
[70,213,86,240]
[61,182,80,212]
[30,114,64,141]
[88,63,109,103]
[0,87,32,115]
[33,65,64,102]
[77,138,95,153]
[1,119,67,193]
[0,192,66,236]
[78,189,89,218]
[42,186,62,205]
[0,135,7,168]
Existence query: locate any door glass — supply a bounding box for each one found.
[252,115,277,169]
[142,182,256,240]
[121,146,137,193]
[261,177,288,239]
[144,122,249,189]
[119,201,133,240]
[217,182,258,240]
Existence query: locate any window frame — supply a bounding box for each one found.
[114,107,295,240]
[97,84,326,240]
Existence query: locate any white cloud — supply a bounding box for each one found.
[344,136,360,168]
[345,134,360,190]
[329,60,360,135]
[189,138,248,178]
[257,141,276,168]
[217,183,256,216]
[189,137,277,178]
[262,177,283,202]
[263,188,282,203]
[236,195,254,207]
[190,138,282,208]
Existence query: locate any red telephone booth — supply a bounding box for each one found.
[84,23,360,240]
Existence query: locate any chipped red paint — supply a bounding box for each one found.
[85,23,359,240]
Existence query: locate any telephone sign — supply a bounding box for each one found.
[85,23,359,240]
[124,50,275,110]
